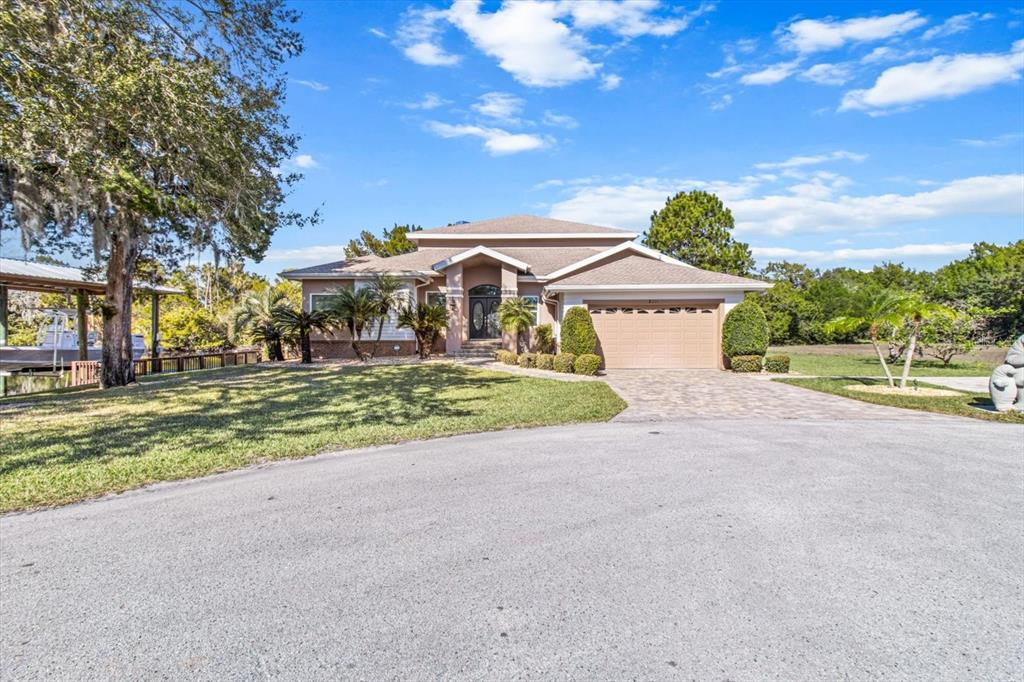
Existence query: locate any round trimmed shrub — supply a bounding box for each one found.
[574,354,601,376]
[560,307,597,357]
[722,299,769,359]
[495,350,508,362]
[535,353,555,370]
[518,352,536,368]
[553,352,576,373]
[730,355,762,373]
[764,354,790,373]
[502,351,519,366]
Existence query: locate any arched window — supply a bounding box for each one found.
[468,284,500,296]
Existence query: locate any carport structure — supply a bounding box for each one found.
[0,258,182,359]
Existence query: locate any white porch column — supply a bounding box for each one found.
[445,263,464,353]
[500,263,518,351]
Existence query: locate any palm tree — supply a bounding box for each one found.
[497,297,535,353]
[272,306,332,364]
[397,302,449,359]
[897,297,955,388]
[231,288,287,361]
[367,274,405,358]
[825,289,911,388]
[324,287,379,361]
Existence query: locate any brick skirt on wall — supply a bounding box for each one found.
[310,337,445,359]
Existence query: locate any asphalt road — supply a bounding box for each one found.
[2,418,1022,680]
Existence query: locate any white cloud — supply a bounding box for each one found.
[471,92,525,124]
[547,173,1023,236]
[424,121,549,155]
[402,92,450,110]
[291,154,319,169]
[265,245,345,263]
[922,12,995,40]
[859,46,935,64]
[709,93,733,110]
[447,0,599,87]
[599,73,623,90]
[363,179,389,188]
[293,79,329,92]
[542,110,578,129]
[404,41,462,67]
[841,41,1024,112]
[779,11,927,54]
[740,60,802,85]
[800,62,853,85]
[754,150,866,170]
[368,27,388,39]
[396,0,695,88]
[957,132,1024,147]
[751,243,974,264]
[396,6,462,67]
[565,0,713,38]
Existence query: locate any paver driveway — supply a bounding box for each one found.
[603,369,954,421]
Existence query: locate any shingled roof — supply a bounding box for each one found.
[548,254,769,288]
[411,214,636,236]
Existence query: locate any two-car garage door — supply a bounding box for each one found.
[588,304,720,369]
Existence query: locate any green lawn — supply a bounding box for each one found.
[0,363,626,512]
[780,351,995,377]
[776,377,1024,424]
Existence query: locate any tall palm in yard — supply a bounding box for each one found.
[367,274,405,358]
[272,306,332,364]
[497,297,535,353]
[826,289,911,388]
[325,287,379,361]
[896,297,955,388]
[231,288,287,361]
[397,303,449,359]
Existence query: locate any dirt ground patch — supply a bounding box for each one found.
[845,384,963,398]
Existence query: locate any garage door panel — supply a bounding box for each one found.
[589,304,719,369]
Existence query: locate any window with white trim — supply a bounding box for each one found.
[309,293,336,312]
[427,292,447,307]
[522,295,539,324]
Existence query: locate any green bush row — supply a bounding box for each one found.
[763,354,790,373]
[493,349,601,375]
[729,353,791,373]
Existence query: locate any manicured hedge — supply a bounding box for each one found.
[560,307,597,357]
[764,354,790,373]
[722,299,769,359]
[535,353,555,370]
[574,354,601,376]
[502,351,519,365]
[553,353,576,373]
[518,352,536,368]
[730,355,763,373]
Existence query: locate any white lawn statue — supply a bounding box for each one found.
[989,335,1024,412]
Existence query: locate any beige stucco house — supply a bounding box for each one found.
[281,215,770,368]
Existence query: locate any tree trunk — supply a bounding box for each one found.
[869,331,895,388]
[899,323,920,389]
[100,228,140,388]
[300,331,312,363]
[370,315,385,359]
[272,338,284,361]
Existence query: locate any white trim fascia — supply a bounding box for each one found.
[545,282,771,292]
[409,232,637,241]
[431,245,530,272]
[542,242,695,282]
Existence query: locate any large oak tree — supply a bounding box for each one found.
[0,0,313,386]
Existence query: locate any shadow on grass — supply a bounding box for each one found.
[1,364,526,476]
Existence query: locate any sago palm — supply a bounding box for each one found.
[397,302,449,358]
[324,287,379,361]
[230,288,287,361]
[497,297,535,353]
[272,306,331,364]
[367,274,405,358]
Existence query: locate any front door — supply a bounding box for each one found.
[469,297,501,338]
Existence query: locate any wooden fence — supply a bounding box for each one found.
[70,350,262,386]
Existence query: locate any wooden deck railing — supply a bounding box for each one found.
[70,350,262,386]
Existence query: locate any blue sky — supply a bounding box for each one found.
[22,1,1024,277]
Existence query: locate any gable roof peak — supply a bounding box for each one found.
[410,214,637,237]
